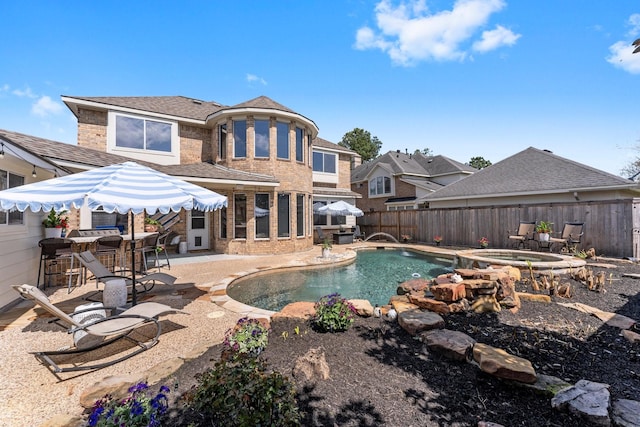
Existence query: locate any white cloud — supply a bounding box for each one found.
[472,24,520,52]
[12,86,37,98]
[246,73,267,85]
[354,0,519,66]
[31,96,63,117]
[606,14,640,74]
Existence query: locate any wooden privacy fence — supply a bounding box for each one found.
[358,199,637,258]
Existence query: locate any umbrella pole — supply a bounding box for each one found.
[130,213,137,306]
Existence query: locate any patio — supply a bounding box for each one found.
[0,246,356,426]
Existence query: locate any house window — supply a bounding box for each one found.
[312,151,336,173]
[233,120,247,158]
[313,201,327,226]
[234,194,247,239]
[277,122,289,159]
[254,119,270,158]
[115,115,172,152]
[278,193,290,237]
[220,206,227,239]
[0,169,24,225]
[369,176,391,196]
[296,127,304,162]
[296,194,304,237]
[255,193,270,239]
[218,124,227,159]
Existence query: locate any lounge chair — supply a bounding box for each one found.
[550,222,585,253]
[74,250,176,295]
[315,226,327,244]
[12,284,187,373]
[354,225,366,241]
[508,221,536,249]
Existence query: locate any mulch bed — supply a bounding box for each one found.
[168,259,640,427]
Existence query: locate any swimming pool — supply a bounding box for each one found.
[227,248,453,312]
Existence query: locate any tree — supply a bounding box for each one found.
[413,148,433,156]
[468,156,492,170]
[338,128,382,162]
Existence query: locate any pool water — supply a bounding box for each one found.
[227,249,453,312]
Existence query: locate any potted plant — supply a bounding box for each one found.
[321,237,333,258]
[433,235,443,246]
[144,217,161,232]
[535,221,553,242]
[401,234,411,243]
[478,236,489,248]
[42,209,68,238]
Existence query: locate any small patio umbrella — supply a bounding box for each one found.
[0,161,227,305]
[314,200,364,217]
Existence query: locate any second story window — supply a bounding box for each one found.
[369,176,391,196]
[277,122,289,159]
[312,151,336,173]
[254,119,270,158]
[218,124,227,159]
[0,169,24,225]
[233,120,247,158]
[115,115,172,152]
[296,127,304,162]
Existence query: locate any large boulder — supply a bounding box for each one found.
[293,347,330,381]
[397,310,444,336]
[472,343,537,384]
[421,329,476,362]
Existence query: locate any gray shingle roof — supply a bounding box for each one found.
[229,96,296,113]
[312,137,356,154]
[62,96,224,121]
[422,147,637,200]
[0,129,277,183]
[351,151,473,183]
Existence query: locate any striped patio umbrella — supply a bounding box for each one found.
[0,161,227,304]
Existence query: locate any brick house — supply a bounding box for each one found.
[351,150,475,212]
[58,94,359,255]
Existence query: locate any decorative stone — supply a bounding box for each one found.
[390,299,420,314]
[612,399,640,427]
[272,301,316,320]
[421,329,475,361]
[397,310,444,336]
[448,299,470,313]
[516,292,552,303]
[519,374,572,397]
[293,347,330,381]
[145,357,184,386]
[80,374,140,408]
[551,380,611,426]
[406,294,450,314]
[622,329,640,344]
[396,278,431,295]
[471,295,501,313]
[430,283,466,302]
[472,343,537,384]
[349,299,373,317]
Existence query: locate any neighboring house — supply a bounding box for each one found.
[0,133,71,308]
[351,150,475,212]
[418,147,640,208]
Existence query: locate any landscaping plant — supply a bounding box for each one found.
[87,382,169,427]
[184,357,300,426]
[312,293,357,332]
[222,317,269,358]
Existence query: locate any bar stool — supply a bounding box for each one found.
[37,238,74,289]
[95,235,124,273]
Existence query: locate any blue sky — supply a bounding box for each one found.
[1,0,640,176]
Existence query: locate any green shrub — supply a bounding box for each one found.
[186,358,300,426]
[222,317,269,359]
[312,293,357,332]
